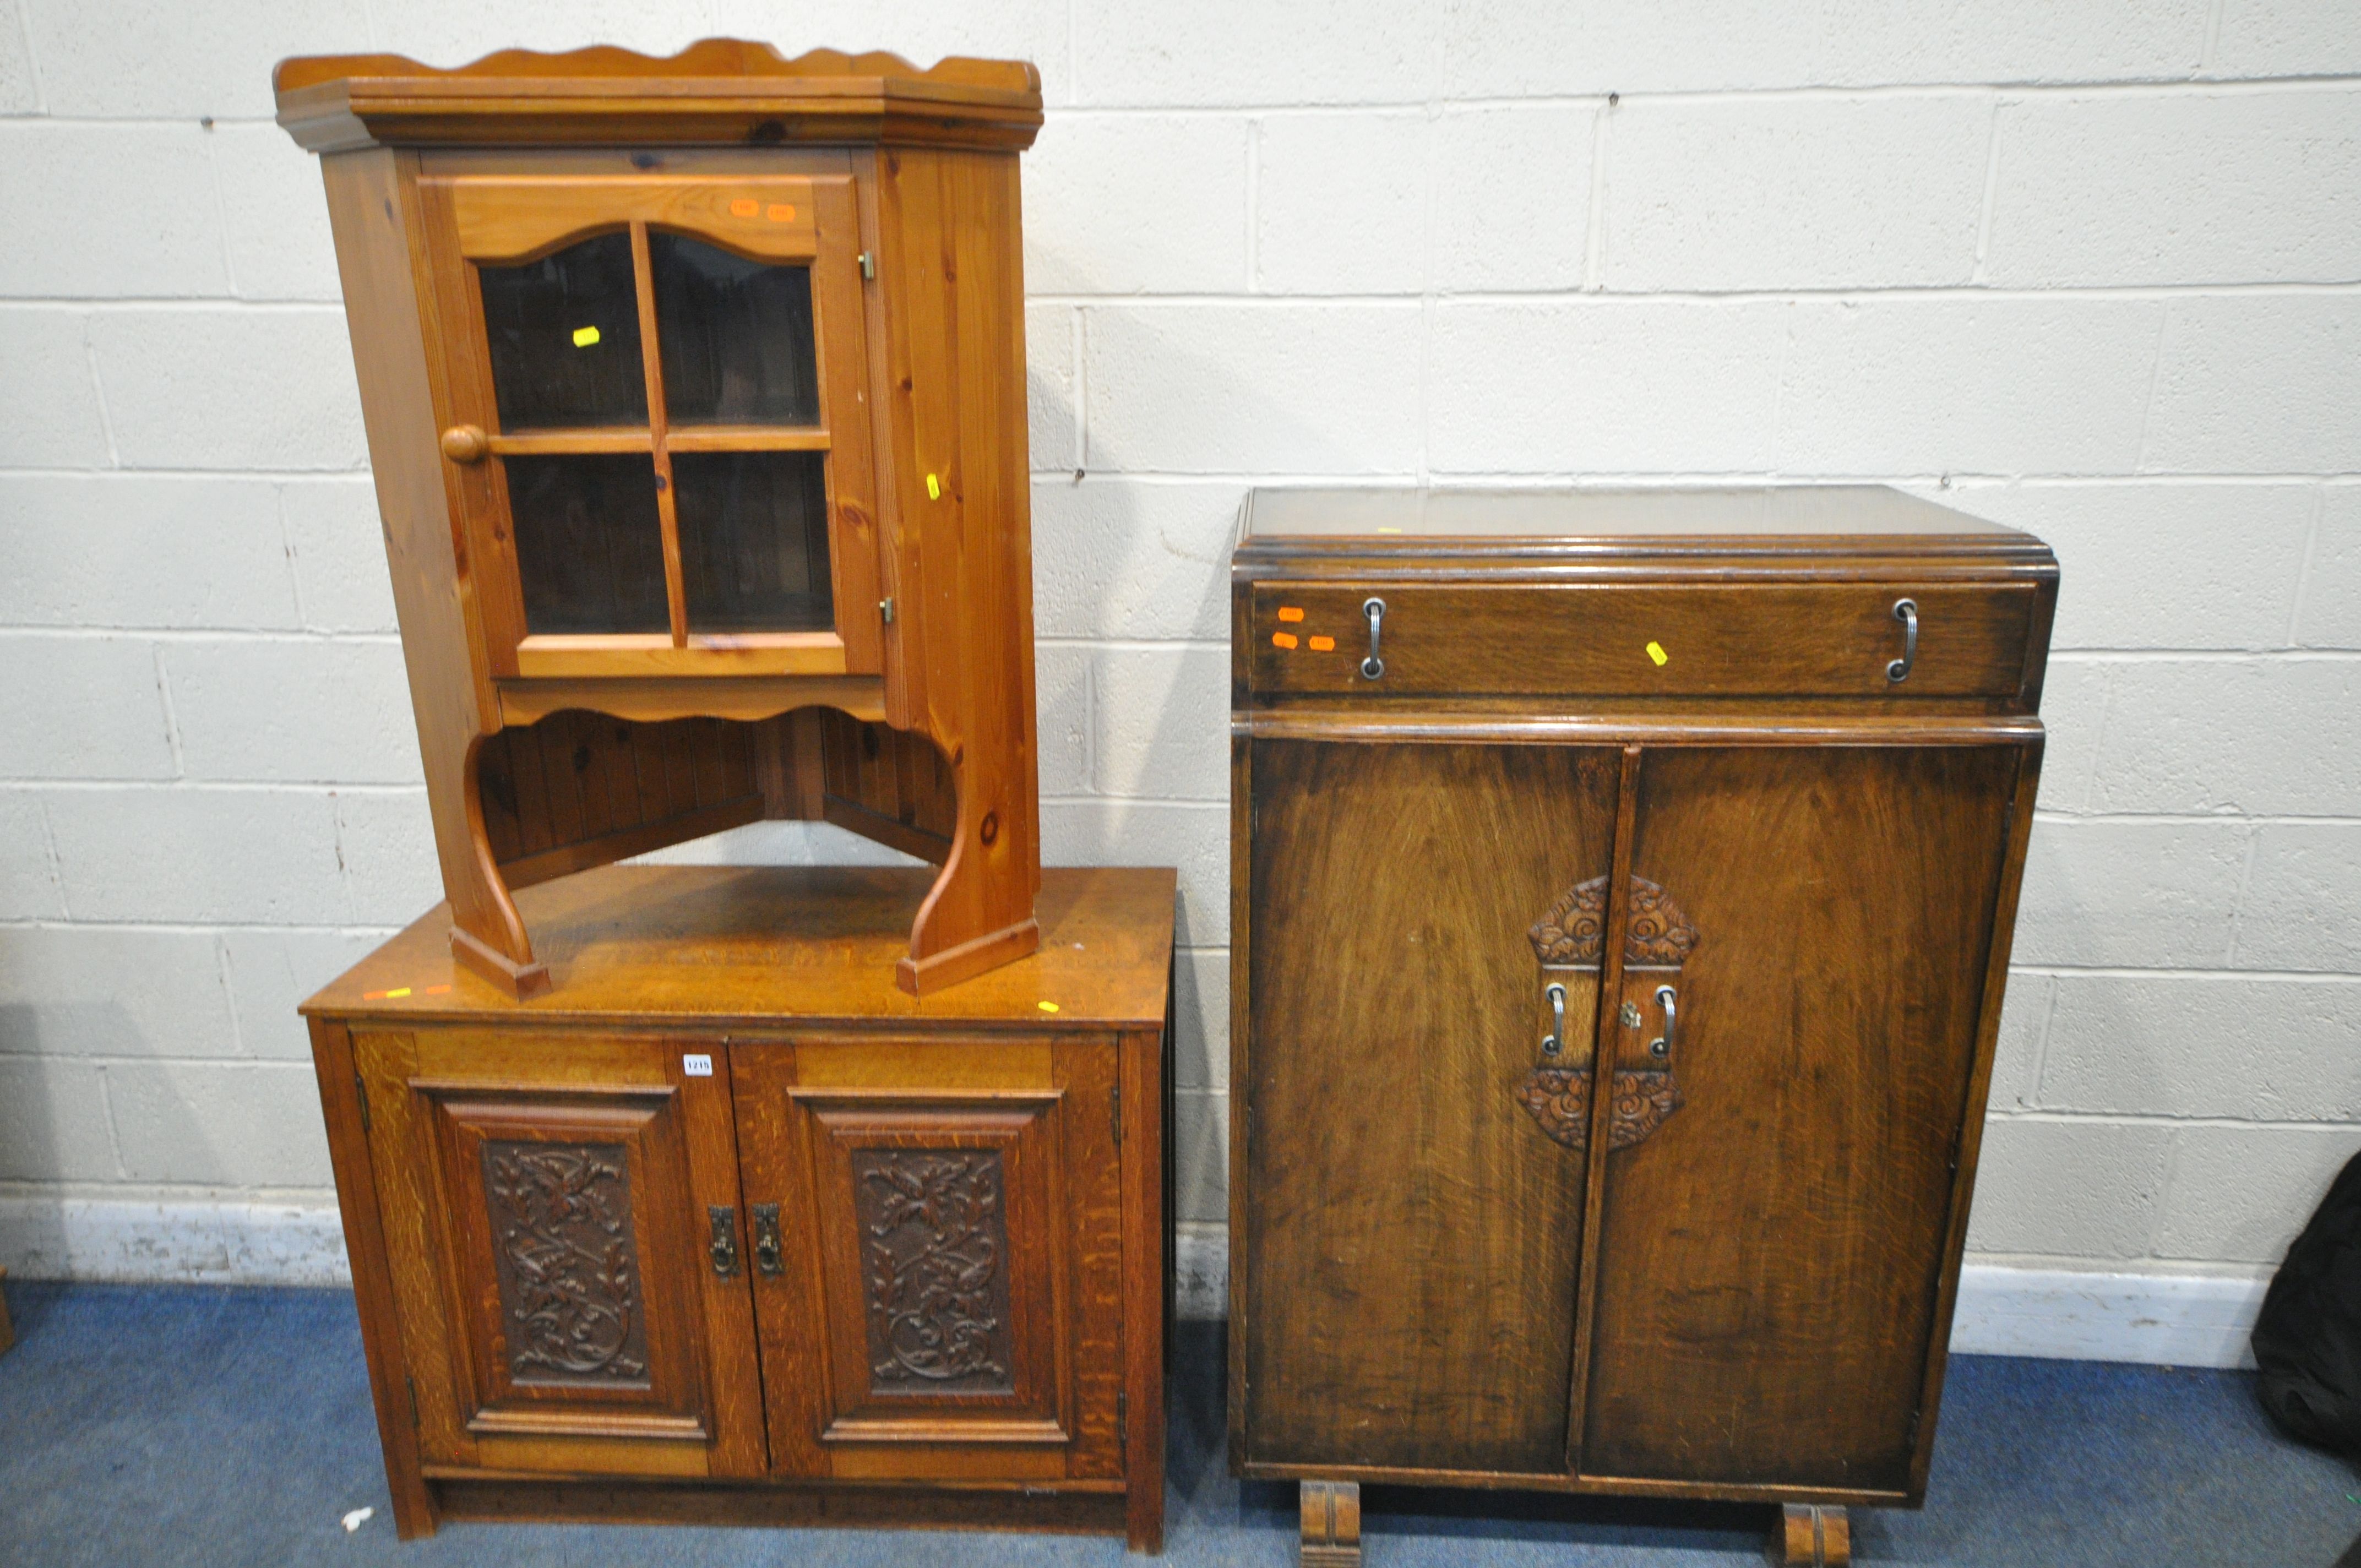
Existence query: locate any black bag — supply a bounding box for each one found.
[2253,1149,2361,1456]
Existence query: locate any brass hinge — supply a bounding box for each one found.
[405,1374,418,1430]
[353,1071,370,1133]
[879,595,895,625]
[1110,1080,1122,1146]
[857,251,875,280]
[1117,1389,1128,1458]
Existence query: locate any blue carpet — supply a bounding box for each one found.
[0,1282,2354,1565]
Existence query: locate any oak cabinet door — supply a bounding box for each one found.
[1241,738,1621,1476]
[353,1028,765,1478]
[731,1037,1125,1483]
[1578,745,2023,1491]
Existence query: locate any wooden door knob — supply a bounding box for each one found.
[440,424,489,464]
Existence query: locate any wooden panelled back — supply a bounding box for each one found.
[1243,738,1619,1474]
[1579,745,2020,1489]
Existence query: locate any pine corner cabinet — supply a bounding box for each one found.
[1228,488,2058,1567]
[302,863,1177,1550]
[274,42,1047,999]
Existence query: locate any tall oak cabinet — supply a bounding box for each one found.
[1228,488,2056,1566]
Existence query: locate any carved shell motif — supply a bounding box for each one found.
[1529,875,1699,966]
[1516,1066,1684,1153]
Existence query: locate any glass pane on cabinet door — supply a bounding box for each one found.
[649,233,821,426]
[673,453,834,633]
[505,455,668,635]
[478,233,649,429]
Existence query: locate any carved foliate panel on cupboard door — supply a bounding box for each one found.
[1578,745,2022,1491]
[730,1038,1123,1482]
[1242,739,1619,1476]
[351,1028,763,1477]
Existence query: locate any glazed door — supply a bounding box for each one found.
[352,1028,764,1477]
[730,1036,1127,1483]
[420,170,882,680]
[1242,738,1621,1474]
[1576,744,2026,1491]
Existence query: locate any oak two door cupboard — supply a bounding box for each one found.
[1228,487,2055,1567]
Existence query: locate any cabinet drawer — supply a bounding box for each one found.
[1248,583,2035,698]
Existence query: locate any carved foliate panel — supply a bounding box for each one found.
[1529,874,1698,967]
[851,1148,1016,1395]
[1515,1067,1683,1153]
[480,1139,651,1386]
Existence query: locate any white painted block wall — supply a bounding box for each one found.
[3,1,2359,1365]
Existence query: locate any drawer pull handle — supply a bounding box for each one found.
[708,1205,740,1278]
[1887,597,1918,683]
[1361,596,1386,679]
[751,1203,784,1278]
[1542,981,1566,1057]
[1651,984,1677,1060]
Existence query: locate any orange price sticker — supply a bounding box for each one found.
[729,198,759,217]
[1308,635,1336,652]
[766,203,796,222]
[1276,606,1305,623]
[1271,631,1299,650]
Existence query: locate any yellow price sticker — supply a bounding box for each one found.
[1037,1000,1060,1013]
[1645,640,1669,666]
[572,325,601,348]
[926,473,942,500]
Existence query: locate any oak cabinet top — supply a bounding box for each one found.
[274,40,1043,153]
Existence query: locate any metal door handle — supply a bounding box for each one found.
[1361,596,1386,679]
[1887,598,1918,683]
[1542,981,1566,1056]
[751,1203,784,1278]
[1650,984,1677,1060]
[707,1205,740,1278]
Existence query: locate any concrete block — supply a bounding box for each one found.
[350,2,716,99]
[1988,974,2053,1112]
[1082,303,1422,474]
[44,786,346,925]
[1073,0,1437,107]
[1429,299,1788,474]
[1175,946,1230,1092]
[87,308,367,472]
[1965,1118,2172,1259]
[0,125,227,298]
[0,476,301,630]
[333,789,447,928]
[1093,646,1231,802]
[221,928,384,1061]
[1778,297,2162,475]
[106,1061,334,1188]
[1256,112,1429,295]
[279,478,398,634]
[21,0,369,117]
[209,123,341,302]
[1438,0,2208,96]
[2027,658,2109,814]
[1174,1090,1230,1223]
[2211,0,2361,77]
[714,0,1073,106]
[162,638,422,785]
[1945,481,2311,650]
[0,927,235,1060]
[0,794,66,919]
[1031,480,1245,641]
[1026,116,1248,293]
[1042,800,1227,946]
[2090,659,2361,815]
[0,636,176,781]
[1032,641,1094,797]
[2042,976,2361,1120]
[2012,819,2248,968]
[1026,304,1078,472]
[2237,823,2361,972]
[1432,105,1595,292]
[0,1057,119,1182]
[1604,96,1987,290]
[2156,1125,2361,1265]
[2146,297,2361,473]
[2297,487,2361,649]
[0,7,34,112]
[1988,90,2361,287]
[0,309,110,469]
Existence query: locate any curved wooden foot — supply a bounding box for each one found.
[1773,1503,1850,1565]
[1301,1481,1361,1568]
